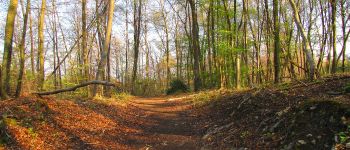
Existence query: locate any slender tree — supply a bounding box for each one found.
[16,0,31,97]
[82,0,90,95]
[273,0,281,83]
[125,0,130,88]
[92,0,115,96]
[289,0,315,80]
[37,0,46,91]
[131,0,142,94]
[189,0,202,91]
[330,0,337,73]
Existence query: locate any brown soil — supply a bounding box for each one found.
[127,97,202,149]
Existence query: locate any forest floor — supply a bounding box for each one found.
[1,74,350,150]
[0,94,203,149]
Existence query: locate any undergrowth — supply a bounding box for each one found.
[93,92,134,106]
[166,79,189,95]
[190,89,237,107]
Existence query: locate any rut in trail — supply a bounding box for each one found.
[127,97,202,150]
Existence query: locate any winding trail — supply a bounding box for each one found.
[127,96,202,150]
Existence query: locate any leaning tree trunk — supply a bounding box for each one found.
[288,0,315,80]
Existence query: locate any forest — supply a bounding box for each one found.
[0,0,350,149]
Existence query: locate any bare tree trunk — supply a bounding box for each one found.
[37,0,46,91]
[330,0,337,73]
[337,0,349,72]
[82,0,89,95]
[106,35,112,97]
[160,0,171,88]
[189,0,202,92]
[29,9,35,75]
[289,0,315,80]
[131,0,142,94]
[35,81,118,96]
[125,0,130,90]
[15,0,30,97]
[53,6,62,88]
[273,0,281,83]
[1,0,18,99]
[92,0,115,97]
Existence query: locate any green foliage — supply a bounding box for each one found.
[344,83,350,93]
[111,92,133,102]
[338,131,348,143]
[337,125,350,144]
[0,119,9,146]
[0,116,17,146]
[166,79,189,95]
[93,92,133,105]
[28,127,38,139]
[240,131,251,138]
[191,89,234,107]
[132,78,164,96]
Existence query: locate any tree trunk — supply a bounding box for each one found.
[330,0,337,73]
[35,81,118,96]
[29,8,35,75]
[37,0,46,91]
[16,0,31,97]
[189,0,202,92]
[92,0,115,97]
[273,0,281,83]
[124,0,129,90]
[131,0,142,94]
[1,0,18,99]
[82,0,89,95]
[288,0,315,80]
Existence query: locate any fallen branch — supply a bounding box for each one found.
[33,80,116,96]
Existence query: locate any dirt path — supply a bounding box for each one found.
[0,95,204,150]
[127,97,202,150]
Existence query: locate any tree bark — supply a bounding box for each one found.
[288,0,315,80]
[188,0,202,92]
[330,0,337,73]
[16,0,31,97]
[34,81,118,96]
[273,0,281,83]
[1,0,18,99]
[124,0,129,89]
[93,0,115,97]
[82,0,89,95]
[37,0,46,91]
[131,0,142,94]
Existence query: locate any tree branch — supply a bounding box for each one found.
[33,80,117,96]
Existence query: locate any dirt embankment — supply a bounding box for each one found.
[197,75,350,149]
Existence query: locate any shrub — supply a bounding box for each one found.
[166,79,189,95]
[344,83,350,93]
